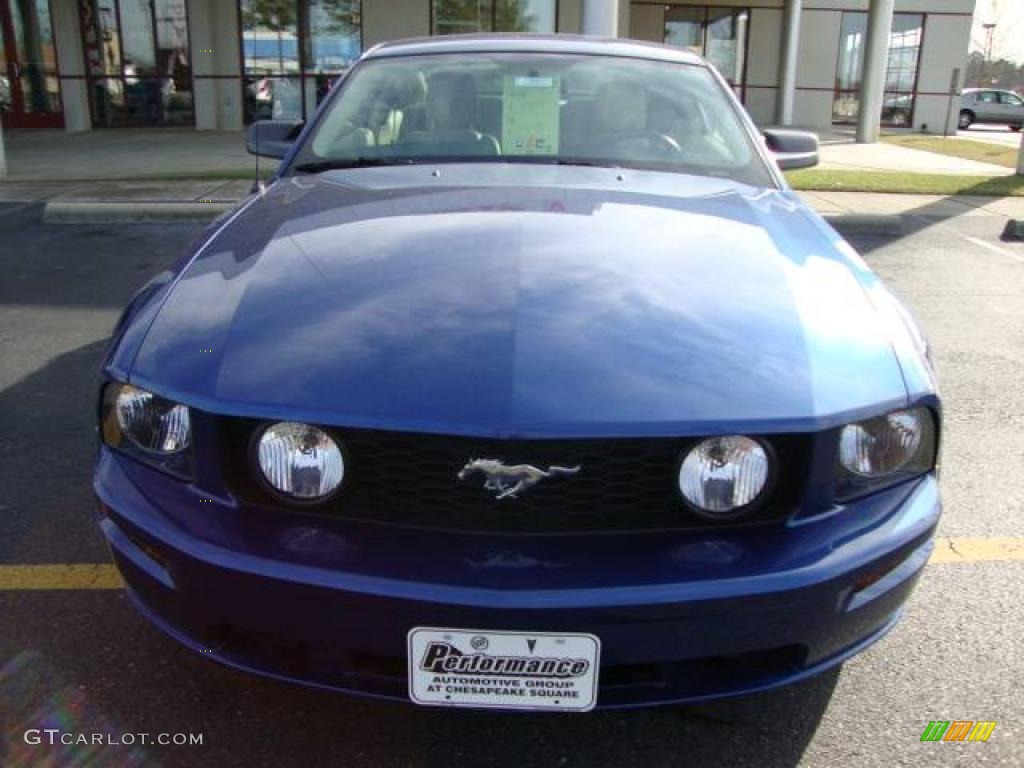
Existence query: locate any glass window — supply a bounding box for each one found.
[293,52,774,188]
[434,1,492,34]
[120,0,157,76]
[82,0,193,127]
[664,8,703,53]
[433,1,555,35]
[1002,92,1024,106]
[89,76,126,126]
[706,9,747,86]
[305,0,361,73]
[663,7,748,89]
[241,0,301,120]
[496,0,554,32]
[0,23,7,114]
[93,1,123,77]
[3,0,63,123]
[835,12,866,94]
[155,0,192,125]
[884,14,921,94]
[833,12,922,127]
[241,1,362,123]
[976,91,998,103]
[241,0,300,75]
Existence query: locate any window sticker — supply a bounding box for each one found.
[501,75,560,155]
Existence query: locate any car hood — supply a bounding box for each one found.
[129,167,908,436]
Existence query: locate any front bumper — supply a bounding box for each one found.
[95,447,940,709]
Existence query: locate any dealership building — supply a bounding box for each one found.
[1,0,975,138]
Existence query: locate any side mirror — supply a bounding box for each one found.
[246,119,304,159]
[763,128,819,171]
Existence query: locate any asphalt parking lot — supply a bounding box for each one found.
[0,201,1021,767]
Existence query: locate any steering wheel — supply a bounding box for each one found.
[603,131,684,159]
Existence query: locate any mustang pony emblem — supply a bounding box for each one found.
[457,459,581,500]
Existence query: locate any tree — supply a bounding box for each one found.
[965,50,1024,91]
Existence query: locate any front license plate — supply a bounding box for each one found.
[408,628,601,712]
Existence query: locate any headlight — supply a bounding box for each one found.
[678,436,770,518]
[257,422,344,500]
[113,384,191,453]
[836,406,936,500]
[100,382,193,479]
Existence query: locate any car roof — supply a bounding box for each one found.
[364,34,706,67]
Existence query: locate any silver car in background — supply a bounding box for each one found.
[959,88,1024,131]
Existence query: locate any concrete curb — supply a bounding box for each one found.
[1002,219,1024,241]
[42,201,234,224]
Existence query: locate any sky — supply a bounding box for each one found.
[970,0,1024,63]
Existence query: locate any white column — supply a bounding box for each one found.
[582,0,619,37]
[1017,130,1024,176]
[189,0,218,130]
[775,0,801,126]
[856,0,895,143]
[212,0,243,130]
[52,0,91,131]
[189,0,244,130]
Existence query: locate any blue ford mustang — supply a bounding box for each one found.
[95,36,941,712]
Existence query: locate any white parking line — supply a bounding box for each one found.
[962,234,1024,263]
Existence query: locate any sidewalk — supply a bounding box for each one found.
[817,141,1014,176]
[2,128,255,181]
[807,126,1015,176]
[799,189,1024,219]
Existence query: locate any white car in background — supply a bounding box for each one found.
[959,88,1024,131]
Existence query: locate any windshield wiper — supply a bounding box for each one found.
[550,158,615,168]
[501,156,616,169]
[292,157,420,173]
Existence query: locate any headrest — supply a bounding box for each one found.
[426,72,478,130]
[386,71,428,108]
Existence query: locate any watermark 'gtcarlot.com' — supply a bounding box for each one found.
[24,729,203,746]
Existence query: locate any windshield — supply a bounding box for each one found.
[290,52,774,187]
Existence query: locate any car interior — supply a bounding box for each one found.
[307,55,754,175]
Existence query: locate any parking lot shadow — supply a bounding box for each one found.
[0,338,116,564]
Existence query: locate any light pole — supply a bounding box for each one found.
[982,22,996,63]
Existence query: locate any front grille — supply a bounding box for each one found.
[220,419,809,533]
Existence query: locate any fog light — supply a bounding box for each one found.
[257,422,344,500]
[678,436,770,518]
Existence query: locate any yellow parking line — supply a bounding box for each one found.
[0,564,123,590]
[929,537,1024,565]
[0,538,1020,590]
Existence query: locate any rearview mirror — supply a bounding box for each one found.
[246,119,304,159]
[762,129,819,171]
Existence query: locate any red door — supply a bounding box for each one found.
[0,0,64,129]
